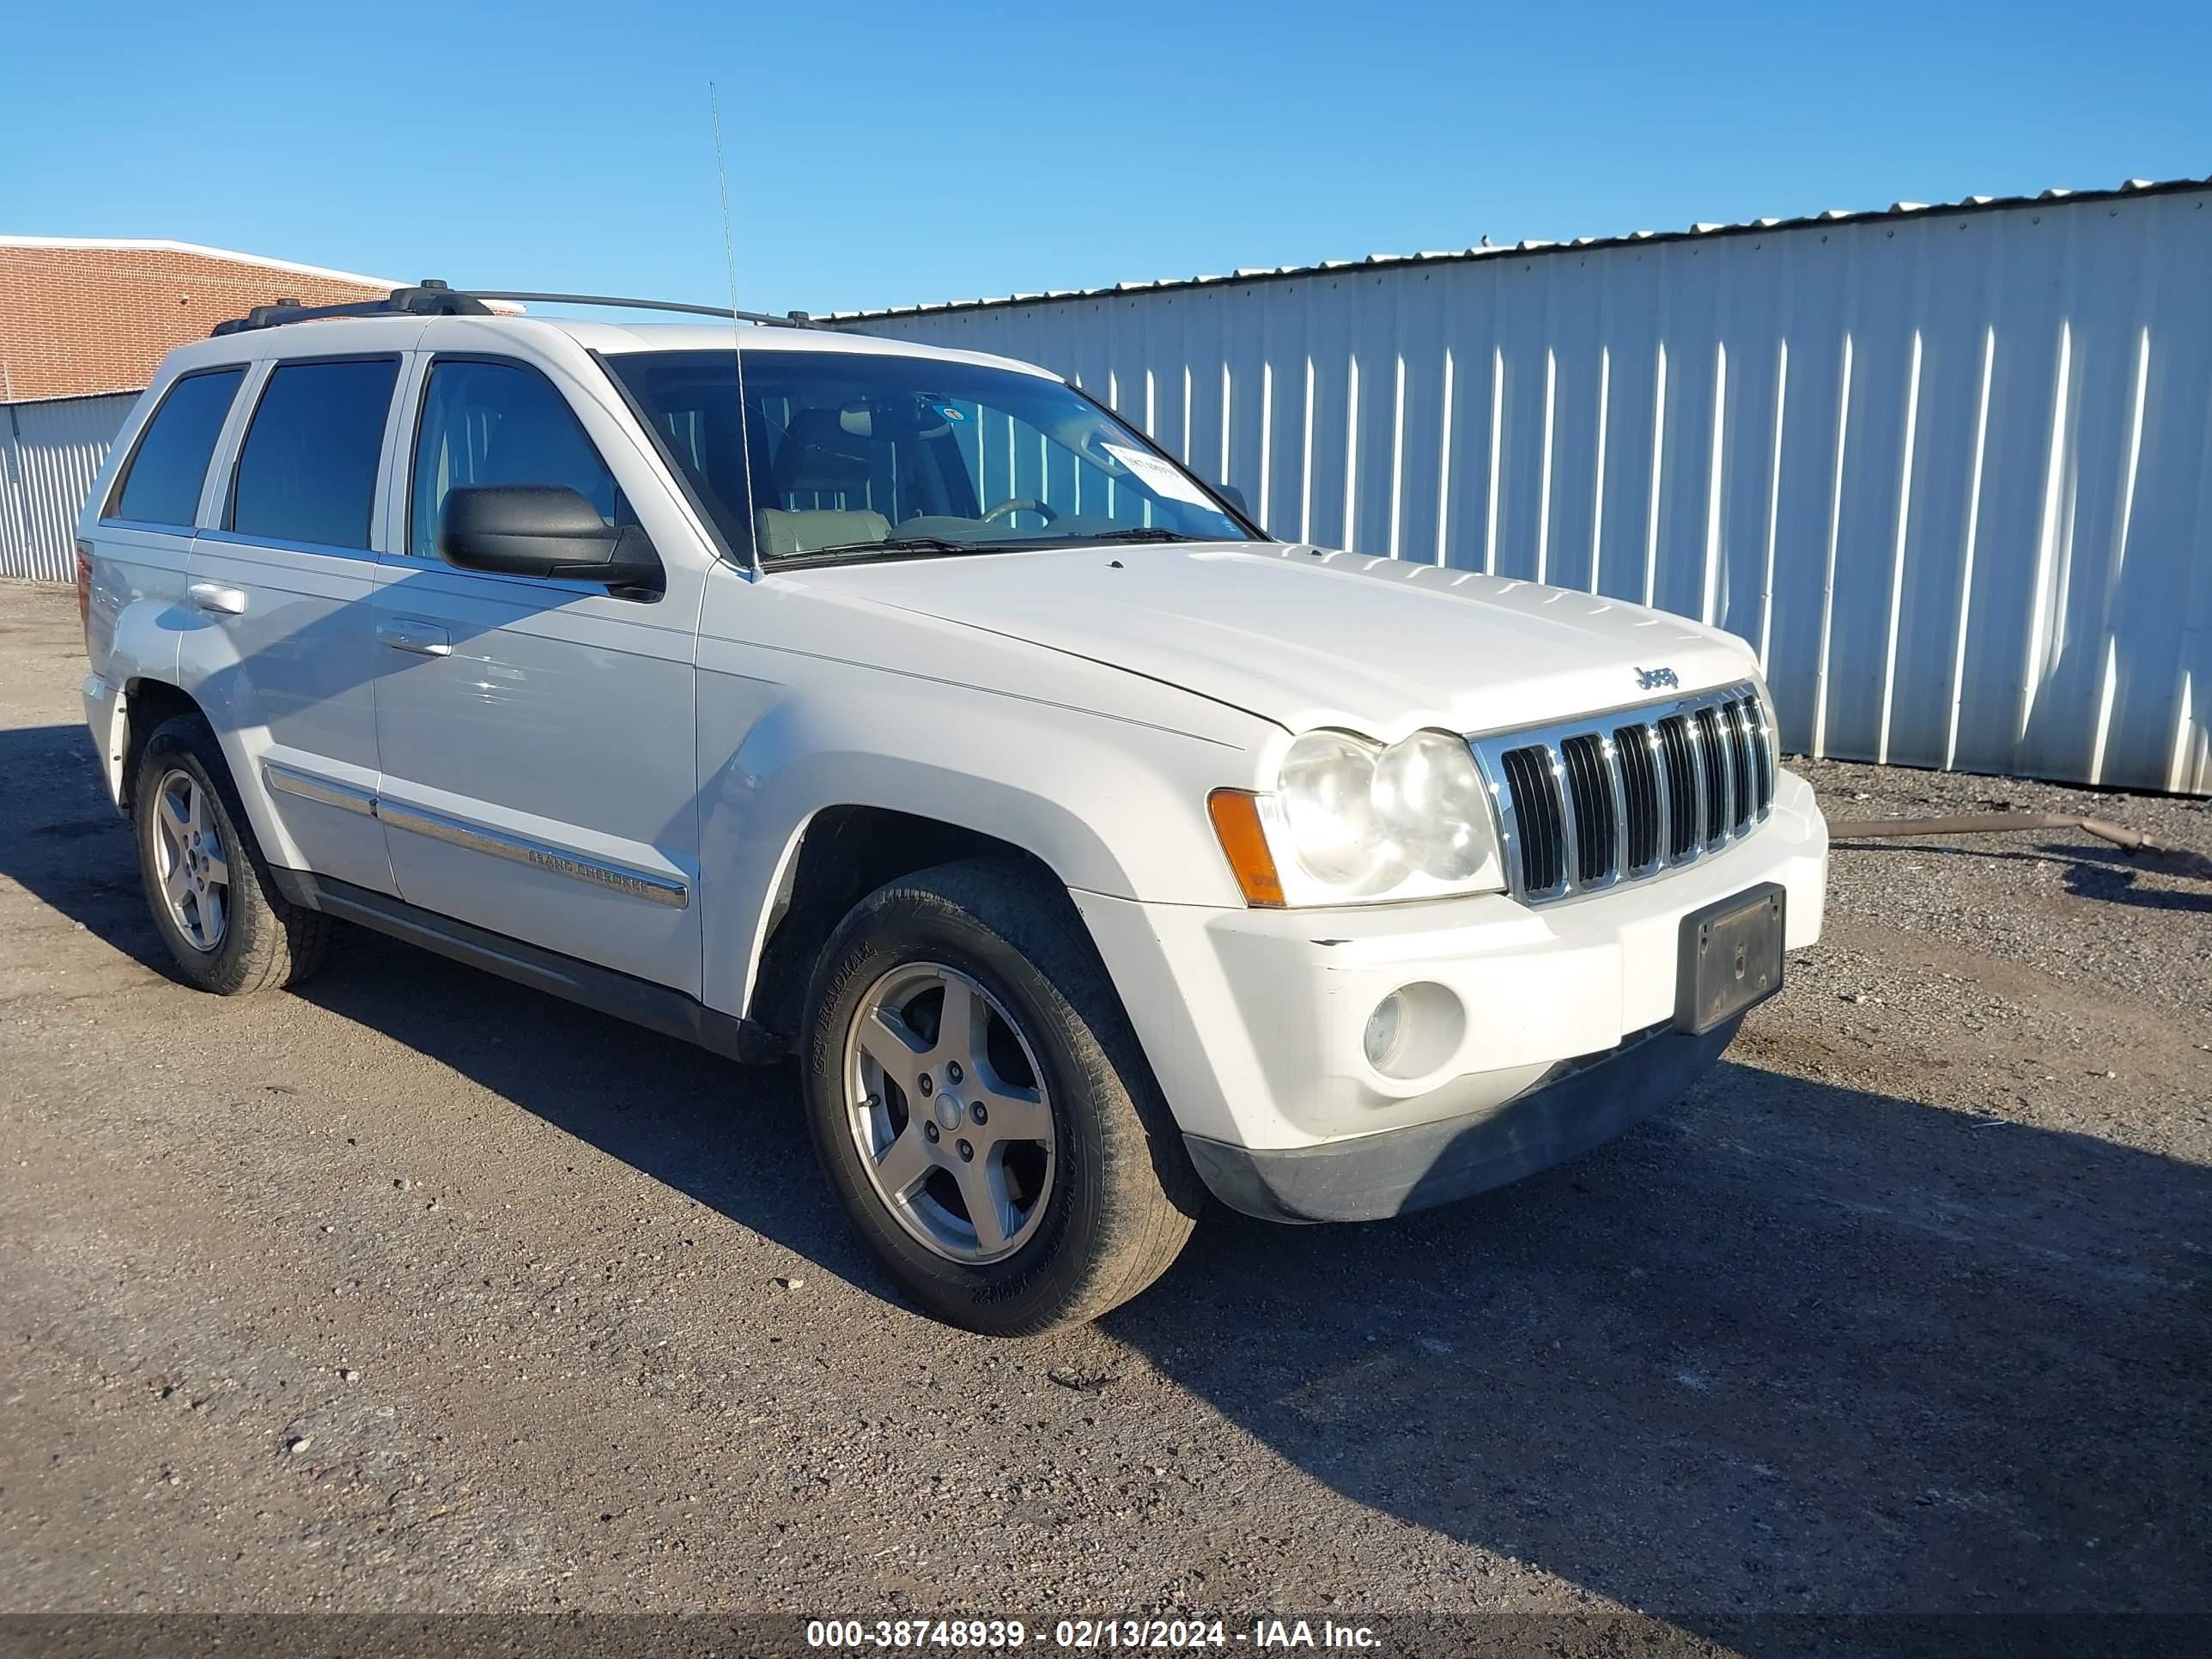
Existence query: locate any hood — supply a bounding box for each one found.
[787,543,1757,737]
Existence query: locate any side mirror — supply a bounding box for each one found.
[438,485,662,592]
[1212,483,1252,520]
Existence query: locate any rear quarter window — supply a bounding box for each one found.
[229,358,401,550]
[107,368,246,527]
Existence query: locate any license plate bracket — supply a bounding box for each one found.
[1675,883,1786,1035]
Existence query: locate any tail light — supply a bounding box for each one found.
[75,539,94,640]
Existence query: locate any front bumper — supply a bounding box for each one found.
[1072,767,1825,1194]
[1182,1017,1735,1222]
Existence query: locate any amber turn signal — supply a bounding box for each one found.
[1206,788,1285,908]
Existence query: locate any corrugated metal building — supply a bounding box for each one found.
[836,179,2212,796]
[0,238,402,584]
[1,393,137,582]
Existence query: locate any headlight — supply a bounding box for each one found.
[1372,729,1495,881]
[1279,729,1404,893]
[1228,727,1504,906]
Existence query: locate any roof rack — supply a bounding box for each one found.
[210,279,489,335]
[210,279,830,337]
[469,291,828,329]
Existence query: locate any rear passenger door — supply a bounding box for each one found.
[185,354,402,893]
[91,365,247,685]
[370,351,702,994]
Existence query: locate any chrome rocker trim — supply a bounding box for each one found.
[261,763,690,910]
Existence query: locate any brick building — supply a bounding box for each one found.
[1,239,402,580]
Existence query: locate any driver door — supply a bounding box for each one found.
[370,349,703,993]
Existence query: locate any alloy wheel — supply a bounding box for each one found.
[152,769,229,952]
[844,962,1056,1264]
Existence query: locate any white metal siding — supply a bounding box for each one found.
[851,191,2212,795]
[0,392,136,583]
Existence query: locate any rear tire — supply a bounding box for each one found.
[801,859,1202,1335]
[132,714,330,995]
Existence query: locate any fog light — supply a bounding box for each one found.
[1359,981,1468,1081]
[1363,993,1407,1070]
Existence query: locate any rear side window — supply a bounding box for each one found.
[109,368,246,527]
[229,358,400,550]
[410,358,621,557]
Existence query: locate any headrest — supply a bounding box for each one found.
[773,405,876,495]
[754,507,890,557]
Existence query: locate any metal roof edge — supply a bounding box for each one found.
[0,383,149,410]
[0,237,407,292]
[826,174,2212,322]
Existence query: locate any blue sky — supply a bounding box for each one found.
[6,0,2207,316]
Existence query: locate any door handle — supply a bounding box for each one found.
[376,618,453,658]
[186,581,247,617]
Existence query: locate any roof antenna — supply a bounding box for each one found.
[710,80,763,574]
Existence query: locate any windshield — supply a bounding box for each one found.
[605,348,1255,564]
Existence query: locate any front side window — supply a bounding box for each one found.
[606,348,1253,563]
[229,358,399,550]
[410,359,621,558]
[109,368,246,527]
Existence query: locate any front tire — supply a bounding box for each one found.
[801,860,1203,1335]
[132,714,330,995]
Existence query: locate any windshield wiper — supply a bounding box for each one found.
[985,527,1212,550]
[772,535,984,568]
[1059,527,1209,544]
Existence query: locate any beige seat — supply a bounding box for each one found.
[754,507,890,557]
[750,404,890,557]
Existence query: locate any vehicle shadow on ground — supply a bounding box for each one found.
[1106,1057,2212,1627]
[5,719,2209,1631]
[0,722,174,968]
[293,926,2212,1631]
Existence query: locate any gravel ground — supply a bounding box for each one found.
[0,578,2206,1636]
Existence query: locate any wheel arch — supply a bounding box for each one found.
[699,677,1251,1044]
[744,805,1073,1042]
[118,677,205,816]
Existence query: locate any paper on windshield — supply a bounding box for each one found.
[1101,443,1217,510]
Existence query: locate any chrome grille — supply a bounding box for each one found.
[1614,723,1662,870]
[1655,714,1699,859]
[1498,747,1565,894]
[1692,707,1730,848]
[1558,733,1615,884]
[1473,682,1778,905]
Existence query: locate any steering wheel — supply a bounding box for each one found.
[981,496,1058,526]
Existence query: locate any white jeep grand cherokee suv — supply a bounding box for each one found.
[76,285,1826,1334]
